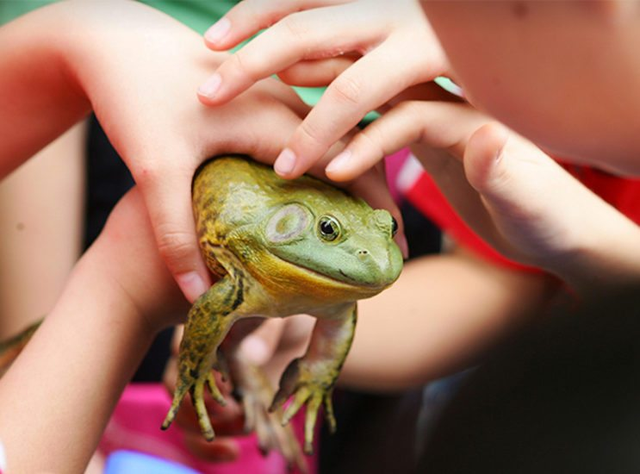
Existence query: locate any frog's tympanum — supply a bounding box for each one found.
[161,156,403,460]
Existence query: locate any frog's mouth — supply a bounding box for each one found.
[279,256,388,292]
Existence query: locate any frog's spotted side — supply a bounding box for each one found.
[162,156,403,456]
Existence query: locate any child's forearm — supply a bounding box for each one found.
[0,274,152,471]
[0,2,92,177]
[0,252,155,472]
[340,248,556,391]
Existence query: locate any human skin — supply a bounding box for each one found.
[0,189,187,472]
[0,122,86,338]
[0,0,401,304]
[200,0,448,180]
[420,0,640,175]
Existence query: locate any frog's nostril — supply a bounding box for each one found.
[357,249,369,259]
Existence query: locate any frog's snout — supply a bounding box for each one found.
[356,249,370,259]
[348,243,402,288]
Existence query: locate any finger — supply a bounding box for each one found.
[273,39,443,179]
[325,101,488,181]
[198,4,381,106]
[462,122,598,266]
[204,0,350,50]
[239,319,286,365]
[182,432,240,462]
[164,367,243,434]
[277,56,357,87]
[200,93,306,163]
[384,80,465,110]
[463,123,565,257]
[134,162,212,303]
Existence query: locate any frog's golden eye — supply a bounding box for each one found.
[391,217,398,237]
[318,216,341,242]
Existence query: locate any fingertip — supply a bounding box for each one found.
[274,148,300,178]
[204,17,231,49]
[176,271,210,303]
[397,233,409,260]
[239,335,270,365]
[197,73,223,104]
[464,122,510,192]
[184,434,240,462]
[325,150,356,181]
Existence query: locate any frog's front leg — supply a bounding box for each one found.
[161,276,240,440]
[271,303,357,454]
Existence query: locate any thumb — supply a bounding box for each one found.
[137,165,212,303]
[463,122,573,264]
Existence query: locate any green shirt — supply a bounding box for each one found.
[0,0,326,106]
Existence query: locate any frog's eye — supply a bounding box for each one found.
[266,204,310,243]
[391,217,398,237]
[317,216,341,242]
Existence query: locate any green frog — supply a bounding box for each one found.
[161,155,403,457]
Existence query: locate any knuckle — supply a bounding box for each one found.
[156,229,198,267]
[358,125,386,159]
[329,75,362,106]
[280,15,308,43]
[230,50,258,81]
[397,100,424,119]
[298,119,326,149]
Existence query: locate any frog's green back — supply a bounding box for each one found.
[192,156,370,245]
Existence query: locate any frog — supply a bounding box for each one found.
[160,155,404,458]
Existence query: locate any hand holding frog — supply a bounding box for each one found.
[334,100,640,292]
[200,0,450,180]
[0,0,403,303]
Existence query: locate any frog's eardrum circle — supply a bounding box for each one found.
[266,204,311,243]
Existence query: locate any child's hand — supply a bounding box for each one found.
[332,100,640,291]
[94,188,189,331]
[199,0,449,180]
[14,1,402,300]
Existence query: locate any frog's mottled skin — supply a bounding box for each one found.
[161,156,403,457]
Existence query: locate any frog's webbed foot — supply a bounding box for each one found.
[270,358,337,455]
[162,367,227,441]
[230,354,307,472]
[162,277,239,440]
[271,304,357,455]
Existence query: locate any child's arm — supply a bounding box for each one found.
[0,0,402,304]
[198,0,448,179]
[0,189,187,472]
[342,246,555,391]
[331,101,640,292]
[0,122,86,338]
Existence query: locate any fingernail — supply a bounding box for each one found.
[198,73,222,99]
[239,335,270,365]
[398,234,409,259]
[205,17,231,45]
[274,149,297,176]
[176,271,209,303]
[325,150,351,175]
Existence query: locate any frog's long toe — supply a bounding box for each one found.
[271,359,337,455]
[162,370,225,441]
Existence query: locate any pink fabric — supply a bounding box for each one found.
[384,148,412,204]
[99,383,316,474]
